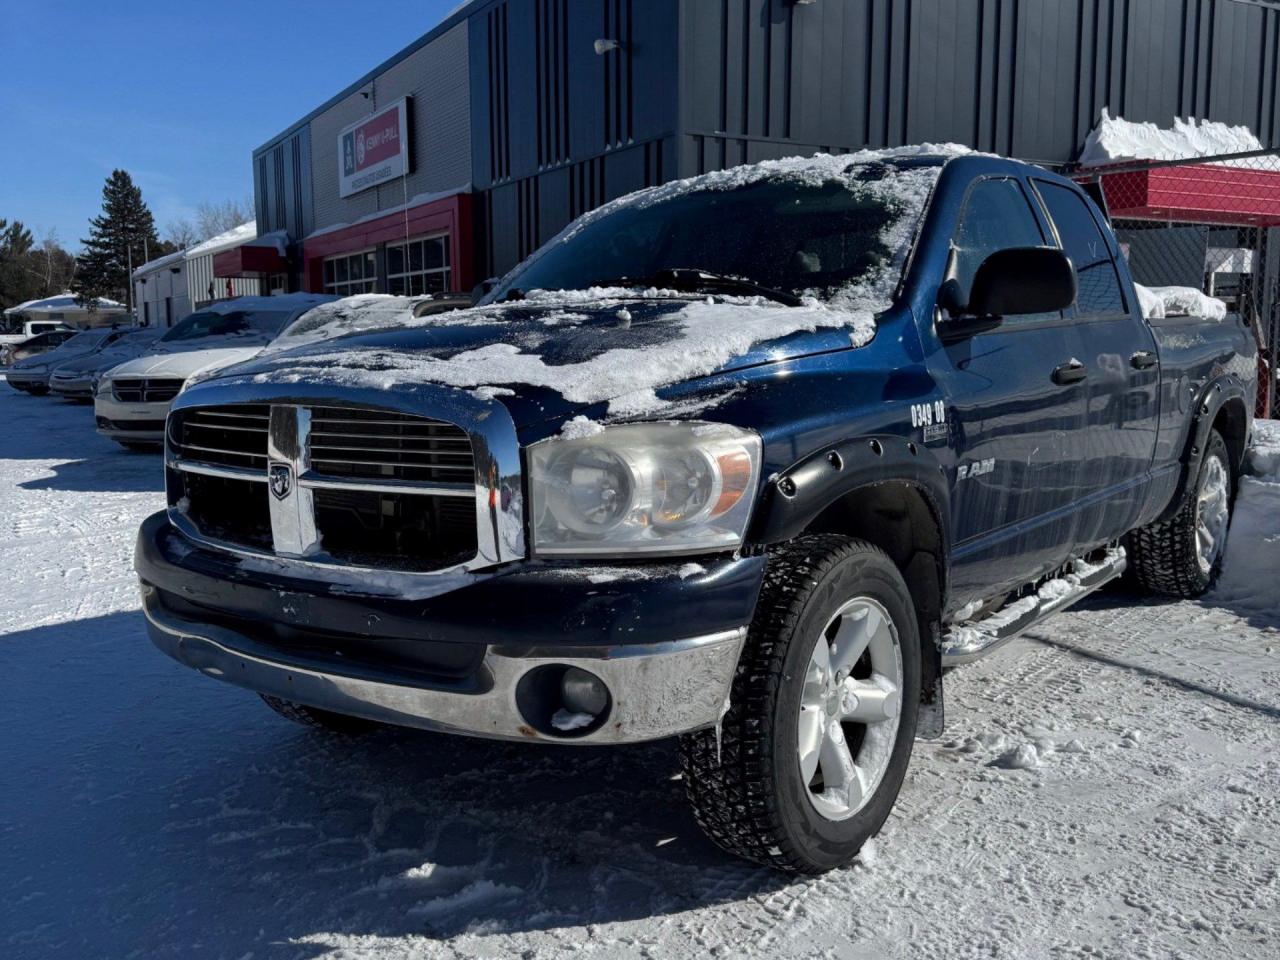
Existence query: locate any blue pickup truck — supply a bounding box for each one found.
[136,149,1256,873]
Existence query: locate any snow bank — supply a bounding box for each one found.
[1133,284,1227,321]
[1079,108,1265,168]
[1214,420,1280,615]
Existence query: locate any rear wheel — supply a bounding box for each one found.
[680,535,921,874]
[260,695,378,735]
[1129,429,1233,598]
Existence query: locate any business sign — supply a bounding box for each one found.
[338,97,412,198]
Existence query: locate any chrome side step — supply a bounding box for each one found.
[940,546,1127,667]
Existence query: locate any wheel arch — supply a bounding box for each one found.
[748,435,950,733]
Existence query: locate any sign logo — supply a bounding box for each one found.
[337,97,412,198]
[268,462,293,501]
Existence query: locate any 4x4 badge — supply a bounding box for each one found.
[268,462,293,501]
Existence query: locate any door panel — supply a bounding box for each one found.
[928,176,1088,603]
[1033,180,1161,545]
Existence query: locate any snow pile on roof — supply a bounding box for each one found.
[245,229,289,258]
[1133,283,1228,321]
[1079,108,1265,168]
[232,148,966,416]
[131,249,187,280]
[1212,419,1280,615]
[3,292,126,316]
[185,221,257,260]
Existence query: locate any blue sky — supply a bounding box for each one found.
[0,0,463,251]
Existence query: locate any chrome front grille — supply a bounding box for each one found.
[167,403,481,572]
[113,378,183,404]
[307,407,474,486]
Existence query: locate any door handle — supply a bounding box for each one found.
[1130,350,1158,370]
[1052,360,1087,385]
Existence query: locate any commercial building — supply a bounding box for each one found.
[251,0,1280,297]
[132,250,190,328]
[2,293,128,329]
[183,223,268,309]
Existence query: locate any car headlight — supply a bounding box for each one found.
[528,421,762,557]
[96,375,113,396]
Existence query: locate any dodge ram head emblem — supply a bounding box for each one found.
[268,463,293,501]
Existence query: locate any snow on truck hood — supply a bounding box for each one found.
[205,146,970,422]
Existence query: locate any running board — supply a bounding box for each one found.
[939,547,1127,667]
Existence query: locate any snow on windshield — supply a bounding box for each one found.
[226,146,970,417]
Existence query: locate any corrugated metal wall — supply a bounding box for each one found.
[185,254,262,309]
[470,0,680,276]
[254,128,313,241]
[679,0,1280,176]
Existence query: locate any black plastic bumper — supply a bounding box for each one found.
[135,511,766,660]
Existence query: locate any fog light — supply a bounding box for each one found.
[561,667,609,716]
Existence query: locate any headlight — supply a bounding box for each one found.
[96,375,113,396]
[528,421,761,556]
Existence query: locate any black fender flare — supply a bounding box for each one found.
[747,433,952,736]
[1159,374,1251,521]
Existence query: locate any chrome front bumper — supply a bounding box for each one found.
[142,585,747,745]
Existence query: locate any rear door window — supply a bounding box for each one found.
[1035,181,1127,319]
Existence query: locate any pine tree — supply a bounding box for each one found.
[73,170,162,308]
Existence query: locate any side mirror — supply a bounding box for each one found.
[968,247,1076,317]
[471,277,499,304]
[939,247,1076,340]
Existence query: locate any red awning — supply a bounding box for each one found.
[212,241,289,278]
[1097,164,1280,227]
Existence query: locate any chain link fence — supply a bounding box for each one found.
[1073,150,1280,419]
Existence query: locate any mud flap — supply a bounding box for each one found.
[917,621,945,739]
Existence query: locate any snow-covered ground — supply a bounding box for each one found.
[1,386,1277,960]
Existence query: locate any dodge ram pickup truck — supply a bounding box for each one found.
[136,148,1257,874]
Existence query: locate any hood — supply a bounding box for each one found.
[206,290,882,427]
[106,346,266,381]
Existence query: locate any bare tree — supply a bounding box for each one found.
[165,217,199,249]
[194,198,254,241]
[22,230,76,298]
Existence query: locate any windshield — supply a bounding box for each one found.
[488,161,927,306]
[159,309,295,343]
[59,330,110,351]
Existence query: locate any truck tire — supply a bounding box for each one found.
[1128,429,1233,598]
[259,695,378,735]
[680,535,921,874]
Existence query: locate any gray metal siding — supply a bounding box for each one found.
[469,0,680,275]
[253,129,312,241]
[306,20,472,237]
[678,0,1280,178]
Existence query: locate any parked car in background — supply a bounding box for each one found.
[95,294,337,449]
[5,328,146,394]
[138,149,1256,874]
[49,328,165,401]
[0,320,75,364]
[2,328,79,369]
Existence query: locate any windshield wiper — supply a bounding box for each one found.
[594,268,802,307]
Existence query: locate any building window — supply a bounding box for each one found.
[267,272,289,295]
[386,235,451,296]
[323,250,377,296]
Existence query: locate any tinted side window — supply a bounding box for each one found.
[1036,181,1126,318]
[952,177,1051,325]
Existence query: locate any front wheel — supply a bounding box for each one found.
[680,535,921,874]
